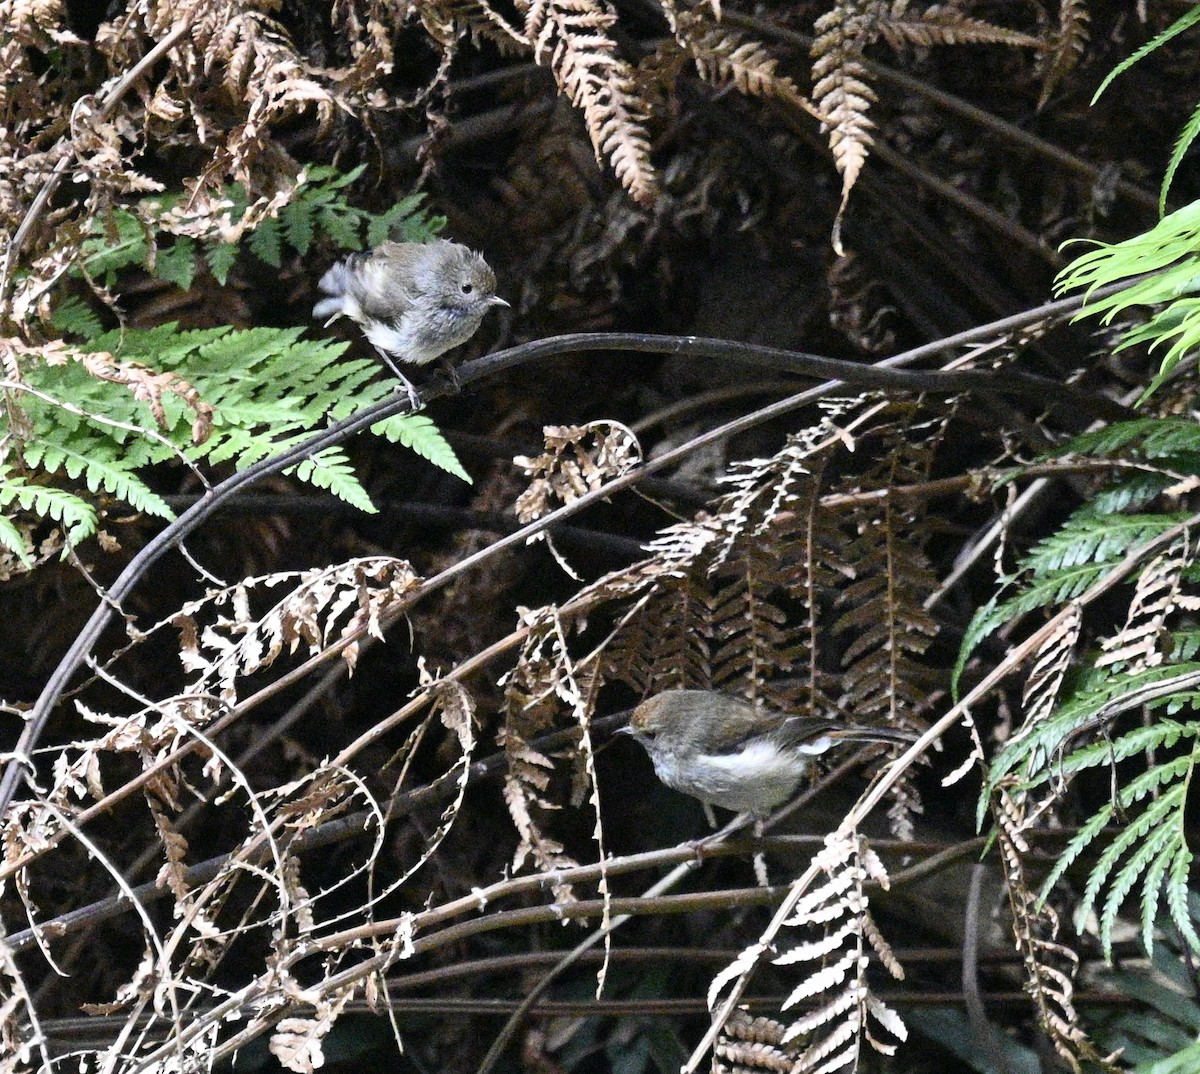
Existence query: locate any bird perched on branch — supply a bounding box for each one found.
[313,238,508,406]
[620,689,919,816]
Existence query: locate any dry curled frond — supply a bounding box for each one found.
[712,1010,798,1074]
[73,350,214,443]
[269,987,355,1074]
[770,833,906,1071]
[991,781,1119,1073]
[811,0,1042,250]
[811,4,879,254]
[671,10,820,119]
[520,0,658,204]
[514,421,641,523]
[1095,537,1200,673]
[419,0,529,54]
[1022,601,1082,731]
[515,420,641,577]
[1038,0,1091,109]
[499,606,587,897]
[877,4,1041,50]
[172,558,422,700]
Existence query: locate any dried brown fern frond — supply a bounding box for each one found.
[811,3,879,254]
[1095,537,1200,672]
[876,3,1041,51]
[499,607,586,897]
[601,570,716,694]
[666,8,820,119]
[519,0,658,205]
[173,557,422,698]
[744,832,906,1072]
[1021,601,1082,737]
[514,421,641,577]
[1038,0,1091,109]
[712,1010,798,1074]
[417,0,530,56]
[515,422,641,524]
[991,781,1119,1073]
[810,0,1042,251]
[831,407,943,730]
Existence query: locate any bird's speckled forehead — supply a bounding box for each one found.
[631,690,701,731]
[427,241,496,293]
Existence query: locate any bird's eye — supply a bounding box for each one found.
[461,282,474,294]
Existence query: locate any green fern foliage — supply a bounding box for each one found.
[957,417,1200,689]
[1055,199,1200,402]
[954,510,1188,690]
[985,645,1200,959]
[20,324,468,510]
[7,172,471,571]
[63,166,440,299]
[964,409,1200,962]
[1089,3,1200,214]
[1095,932,1200,1068]
[372,413,472,485]
[0,469,98,564]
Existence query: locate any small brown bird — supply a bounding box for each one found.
[620,689,918,815]
[313,238,508,404]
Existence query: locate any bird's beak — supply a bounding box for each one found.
[615,724,635,736]
[489,296,510,308]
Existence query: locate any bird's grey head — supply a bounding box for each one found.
[417,241,504,317]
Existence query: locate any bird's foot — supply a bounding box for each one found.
[395,377,422,410]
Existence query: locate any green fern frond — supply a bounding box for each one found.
[1011,702,1200,958]
[206,241,239,285]
[1025,512,1188,574]
[0,514,31,563]
[16,320,471,545]
[153,237,198,290]
[1055,418,1200,462]
[1098,809,1180,954]
[1056,200,1200,403]
[1091,5,1200,106]
[990,667,1200,786]
[0,475,98,549]
[1105,952,1200,1065]
[958,511,1187,662]
[82,208,152,283]
[1092,473,1180,515]
[1170,629,1200,662]
[1050,720,1200,782]
[22,433,172,520]
[1162,99,1200,214]
[1166,850,1200,952]
[373,414,472,484]
[292,447,377,512]
[51,295,104,339]
[19,181,469,565]
[249,216,284,267]
[1038,801,1114,900]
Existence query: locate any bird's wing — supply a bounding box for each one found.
[355,244,423,319]
[682,696,791,755]
[776,717,916,750]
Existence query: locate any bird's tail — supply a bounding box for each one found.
[828,726,920,747]
[312,259,356,323]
